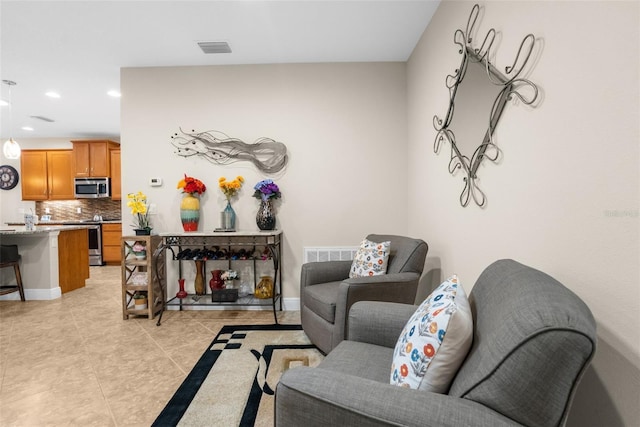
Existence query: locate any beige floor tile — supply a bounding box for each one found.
[0,265,300,426]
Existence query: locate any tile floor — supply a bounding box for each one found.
[0,266,300,426]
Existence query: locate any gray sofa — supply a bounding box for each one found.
[276,259,597,427]
[300,234,428,354]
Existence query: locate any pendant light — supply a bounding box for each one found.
[2,80,21,159]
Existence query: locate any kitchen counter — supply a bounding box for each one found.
[0,226,91,299]
[0,225,92,235]
[5,220,122,227]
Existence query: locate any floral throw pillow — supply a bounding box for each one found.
[390,275,473,393]
[348,239,391,278]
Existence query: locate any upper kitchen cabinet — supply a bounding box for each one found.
[110,149,121,200]
[71,140,120,177]
[21,150,75,200]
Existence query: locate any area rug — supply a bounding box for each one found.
[153,324,324,427]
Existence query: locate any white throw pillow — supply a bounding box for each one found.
[349,238,391,278]
[390,275,473,393]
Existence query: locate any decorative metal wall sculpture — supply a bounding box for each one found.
[171,129,288,174]
[433,4,539,207]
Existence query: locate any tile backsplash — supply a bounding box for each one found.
[36,199,121,221]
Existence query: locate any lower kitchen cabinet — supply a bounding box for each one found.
[58,228,90,293]
[102,223,122,264]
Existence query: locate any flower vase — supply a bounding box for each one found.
[220,200,236,230]
[176,278,188,299]
[256,199,276,230]
[194,260,205,295]
[134,228,151,236]
[209,270,224,291]
[180,194,200,232]
[255,276,274,299]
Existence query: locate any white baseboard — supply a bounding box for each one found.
[165,297,300,311]
[0,287,62,301]
[282,297,300,311]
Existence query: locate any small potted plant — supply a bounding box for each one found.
[127,191,152,235]
[133,292,147,310]
[220,270,238,288]
[131,241,146,260]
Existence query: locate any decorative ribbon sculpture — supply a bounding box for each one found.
[171,128,288,174]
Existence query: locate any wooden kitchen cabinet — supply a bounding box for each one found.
[20,150,75,200]
[102,222,123,264]
[110,149,121,200]
[58,228,90,293]
[71,139,120,177]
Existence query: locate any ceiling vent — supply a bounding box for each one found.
[30,115,55,122]
[197,41,232,54]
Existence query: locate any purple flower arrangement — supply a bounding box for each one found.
[253,179,281,201]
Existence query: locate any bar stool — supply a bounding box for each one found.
[0,245,25,301]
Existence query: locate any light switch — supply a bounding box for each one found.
[149,177,163,187]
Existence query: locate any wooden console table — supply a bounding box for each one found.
[152,230,283,326]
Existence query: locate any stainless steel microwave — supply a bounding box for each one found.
[74,177,110,198]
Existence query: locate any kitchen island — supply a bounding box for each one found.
[0,225,90,299]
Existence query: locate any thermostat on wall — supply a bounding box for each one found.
[149,177,163,187]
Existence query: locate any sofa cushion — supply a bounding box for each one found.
[349,238,391,278]
[304,281,341,323]
[390,275,473,393]
[321,340,394,383]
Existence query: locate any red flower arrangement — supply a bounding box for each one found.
[177,174,206,195]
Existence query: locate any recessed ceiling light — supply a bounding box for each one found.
[21,126,34,131]
[45,91,61,98]
[107,90,121,98]
[0,100,8,107]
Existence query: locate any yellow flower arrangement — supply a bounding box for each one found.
[126,191,151,231]
[218,176,245,200]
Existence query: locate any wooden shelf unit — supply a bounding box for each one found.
[121,235,163,320]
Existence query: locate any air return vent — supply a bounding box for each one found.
[30,115,55,122]
[197,41,232,54]
[303,247,358,263]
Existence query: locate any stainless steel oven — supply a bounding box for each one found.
[87,225,103,266]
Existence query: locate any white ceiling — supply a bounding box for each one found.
[0,0,439,141]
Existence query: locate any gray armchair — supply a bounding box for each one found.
[300,234,428,354]
[278,259,597,427]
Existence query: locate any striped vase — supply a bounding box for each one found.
[180,193,200,232]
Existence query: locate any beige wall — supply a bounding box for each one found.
[120,62,409,301]
[4,2,637,423]
[407,1,639,425]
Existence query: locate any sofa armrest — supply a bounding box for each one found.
[330,271,419,343]
[300,260,352,287]
[340,271,420,306]
[347,301,417,348]
[276,368,521,427]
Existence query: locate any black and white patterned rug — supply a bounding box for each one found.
[153,324,323,427]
